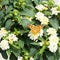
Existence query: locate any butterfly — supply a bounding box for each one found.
[28,24,44,35]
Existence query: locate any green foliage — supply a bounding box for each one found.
[50,19,59,31]
[0,0,60,60]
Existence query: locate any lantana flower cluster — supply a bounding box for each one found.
[28,0,60,54]
[0,28,18,50]
[47,28,59,53]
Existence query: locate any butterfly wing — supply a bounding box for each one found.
[28,24,44,35]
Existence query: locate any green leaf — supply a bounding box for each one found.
[12,44,20,49]
[44,11,51,16]
[5,19,14,30]
[46,52,54,60]
[6,49,11,55]
[19,40,24,48]
[29,48,37,56]
[58,47,60,59]
[33,0,39,5]
[20,8,35,17]
[1,0,9,5]
[34,53,43,60]
[26,0,32,4]
[50,19,59,31]
[5,6,13,14]
[0,11,4,20]
[11,46,20,57]
[59,47,60,56]
[38,37,44,41]
[33,0,42,5]
[21,18,31,29]
[31,42,40,46]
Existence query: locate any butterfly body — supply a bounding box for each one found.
[28,24,44,35]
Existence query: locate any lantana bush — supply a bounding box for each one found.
[0,0,60,60]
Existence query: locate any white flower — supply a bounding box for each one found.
[51,7,60,15]
[40,16,49,25]
[28,31,39,41]
[48,41,58,53]
[28,29,43,41]
[47,28,57,35]
[0,53,5,60]
[39,29,43,37]
[35,4,48,11]
[48,34,59,53]
[18,56,23,60]
[0,31,3,40]
[49,35,59,44]
[35,12,44,20]
[53,0,60,6]
[30,57,34,60]
[0,28,8,39]
[8,34,18,41]
[59,26,60,29]
[0,28,8,36]
[35,12,49,25]
[0,40,9,50]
